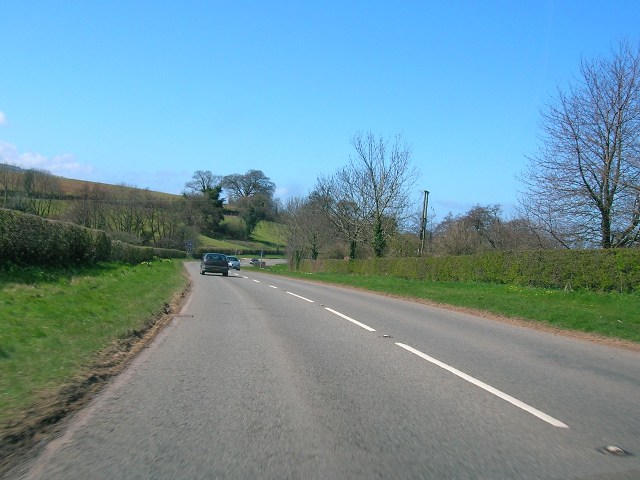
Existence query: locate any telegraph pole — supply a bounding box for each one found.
[420,190,429,255]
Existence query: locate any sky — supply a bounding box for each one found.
[1,1,640,223]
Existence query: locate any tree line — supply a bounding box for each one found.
[3,41,639,259]
[282,41,640,261]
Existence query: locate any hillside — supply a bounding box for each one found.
[0,164,285,254]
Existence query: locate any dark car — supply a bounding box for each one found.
[200,253,229,276]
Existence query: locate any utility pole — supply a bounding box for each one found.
[420,190,429,255]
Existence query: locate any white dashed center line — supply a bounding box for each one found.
[324,308,376,332]
[241,273,565,429]
[395,343,569,428]
[286,291,314,303]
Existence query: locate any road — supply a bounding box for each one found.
[11,262,640,479]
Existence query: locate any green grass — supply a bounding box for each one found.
[199,219,287,253]
[267,267,640,344]
[0,260,187,425]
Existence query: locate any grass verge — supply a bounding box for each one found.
[268,266,640,345]
[0,259,188,429]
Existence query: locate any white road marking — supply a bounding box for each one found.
[325,308,376,332]
[286,291,314,303]
[395,343,569,428]
[269,285,278,289]
[253,279,260,283]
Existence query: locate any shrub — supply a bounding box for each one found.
[0,209,183,267]
[298,249,640,292]
[0,209,107,266]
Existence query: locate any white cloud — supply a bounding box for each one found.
[0,111,6,125]
[0,140,93,177]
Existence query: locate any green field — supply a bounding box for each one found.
[197,219,287,253]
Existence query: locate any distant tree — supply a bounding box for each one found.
[235,193,274,239]
[0,163,22,206]
[282,195,334,267]
[184,171,225,237]
[67,184,110,230]
[220,170,276,238]
[221,170,275,201]
[314,131,419,258]
[185,170,222,194]
[432,205,559,255]
[519,41,640,248]
[18,169,62,217]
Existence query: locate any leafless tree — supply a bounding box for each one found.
[67,184,110,230]
[281,195,335,267]
[314,131,419,258]
[184,170,222,194]
[0,163,22,206]
[519,41,640,248]
[18,169,62,217]
[221,169,275,201]
[431,205,558,255]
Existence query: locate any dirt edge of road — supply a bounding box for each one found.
[0,278,192,478]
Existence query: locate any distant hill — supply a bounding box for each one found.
[0,163,179,201]
[0,163,285,253]
[0,163,24,173]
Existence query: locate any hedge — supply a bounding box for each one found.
[191,247,281,259]
[0,209,110,266]
[299,249,640,293]
[0,209,185,266]
[110,241,186,264]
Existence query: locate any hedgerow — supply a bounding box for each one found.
[300,249,640,292]
[0,209,185,266]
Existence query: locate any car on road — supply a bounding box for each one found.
[227,255,241,270]
[200,253,229,276]
[250,258,265,267]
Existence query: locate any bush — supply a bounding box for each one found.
[299,249,640,292]
[0,209,184,267]
[191,246,281,259]
[0,209,109,266]
[110,241,186,264]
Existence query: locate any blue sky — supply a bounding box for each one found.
[1,1,639,222]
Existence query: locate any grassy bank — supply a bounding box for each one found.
[0,259,188,426]
[268,267,640,344]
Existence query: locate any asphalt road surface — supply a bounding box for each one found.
[11,262,640,479]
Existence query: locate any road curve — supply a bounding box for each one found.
[11,263,640,479]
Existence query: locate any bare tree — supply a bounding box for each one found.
[520,41,640,248]
[221,170,275,201]
[281,195,334,267]
[0,163,22,207]
[18,169,62,217]
[431,205,559,255]
[314,132,419,258]
[185,170,222,194]
[67,184,110,230]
